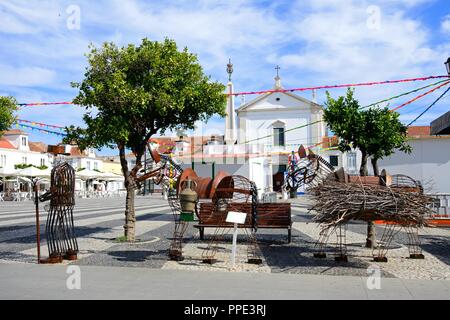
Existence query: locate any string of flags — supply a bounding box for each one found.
[12,75,450,141]
[243,79,450,145]
[16,119,65,130]
[16,75,450,106]
[13,122,67,137]
[391,80,450,111]
[229,75,450,97]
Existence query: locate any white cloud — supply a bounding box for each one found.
[0,65,56,86]
[442,15,450,34]
[0,1,62,34]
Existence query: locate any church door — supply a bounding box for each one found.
[272,164,287,192]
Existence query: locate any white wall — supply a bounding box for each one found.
[378,138,450,193]
[237,92,325,149]
[0,149,51,172]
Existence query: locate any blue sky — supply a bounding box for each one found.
[1,0,449,155]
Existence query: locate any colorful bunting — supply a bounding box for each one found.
[16,75,450,106]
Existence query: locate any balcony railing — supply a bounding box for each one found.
[427,193,450,219]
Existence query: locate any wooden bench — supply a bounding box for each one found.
[194,202,292,243]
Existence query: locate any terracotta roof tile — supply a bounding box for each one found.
[2,129,28,136]
[407,126,431,137]
[0,137,16,149]
[69,146,83,156]
[29,141,47,153]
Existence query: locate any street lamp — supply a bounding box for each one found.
[445,57,450,76]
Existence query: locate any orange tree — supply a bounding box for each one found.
[323,88,411,248]
[0,96,18,137]
[65,38,226,241]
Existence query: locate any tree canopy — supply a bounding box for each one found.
[323,88,411,176]
[64,38,227,240]
[65,38,226,153]
[323,88,412,249]
[0,96,18,137]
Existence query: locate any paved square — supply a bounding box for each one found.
[1,195,449,281]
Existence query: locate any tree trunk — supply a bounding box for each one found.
[124,181,136,241]
[118,144,136,242]
[366,221,376,248]
[359,150,368,177]
[365,156,378,249]
[371,157,380,177]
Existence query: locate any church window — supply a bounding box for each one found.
[329,155,339,167]
[273,128,285,147]
[347,152,357,171]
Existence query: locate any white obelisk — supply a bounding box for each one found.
[225,59,236,145]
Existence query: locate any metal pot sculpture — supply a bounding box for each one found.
[179,179,198,221]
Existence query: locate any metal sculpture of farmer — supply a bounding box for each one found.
[39,162,78,263]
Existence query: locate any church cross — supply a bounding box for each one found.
[275,65,281,78]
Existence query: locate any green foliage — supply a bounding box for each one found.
[324,88,411,174]
[0,96,18,137]
[14,164,48,170]
[14,163,33,170]
[323,89,365,153]
[364,107,412,161]
[64,38,226,160]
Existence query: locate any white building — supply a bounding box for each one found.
[378,126,450,193]
[62,145,103,172]
[0,130,53,172]
[164,71,329,198]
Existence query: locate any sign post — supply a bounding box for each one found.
[226,211,247,269]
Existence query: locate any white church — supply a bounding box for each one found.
[174,64,347,198]
[169,62,450,200]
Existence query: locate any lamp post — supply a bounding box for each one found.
[445,57,450,76]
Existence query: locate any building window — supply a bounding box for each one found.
[87,161,91,170]
[329,155,339,167]
[0,155,6,167]
[22,157,27,164]
[347,152,357,171]
[21,137,27,146]
[40,159,45,167]
[273,128,285,147]
[94,162,98,170]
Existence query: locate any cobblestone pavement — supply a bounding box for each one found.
[1,195,449,280]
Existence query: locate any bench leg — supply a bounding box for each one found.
[288,227,292,244]
[199,227,205,241]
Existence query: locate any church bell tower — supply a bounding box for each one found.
[224,59,237,145]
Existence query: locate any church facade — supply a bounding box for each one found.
[175,71,341,198]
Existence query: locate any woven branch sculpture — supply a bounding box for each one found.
[293,145,433,262]
[310,182,432,228]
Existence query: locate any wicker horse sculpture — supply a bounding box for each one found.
[38,162,78,263]
[289,145,432,262]
[138,142,260,263]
